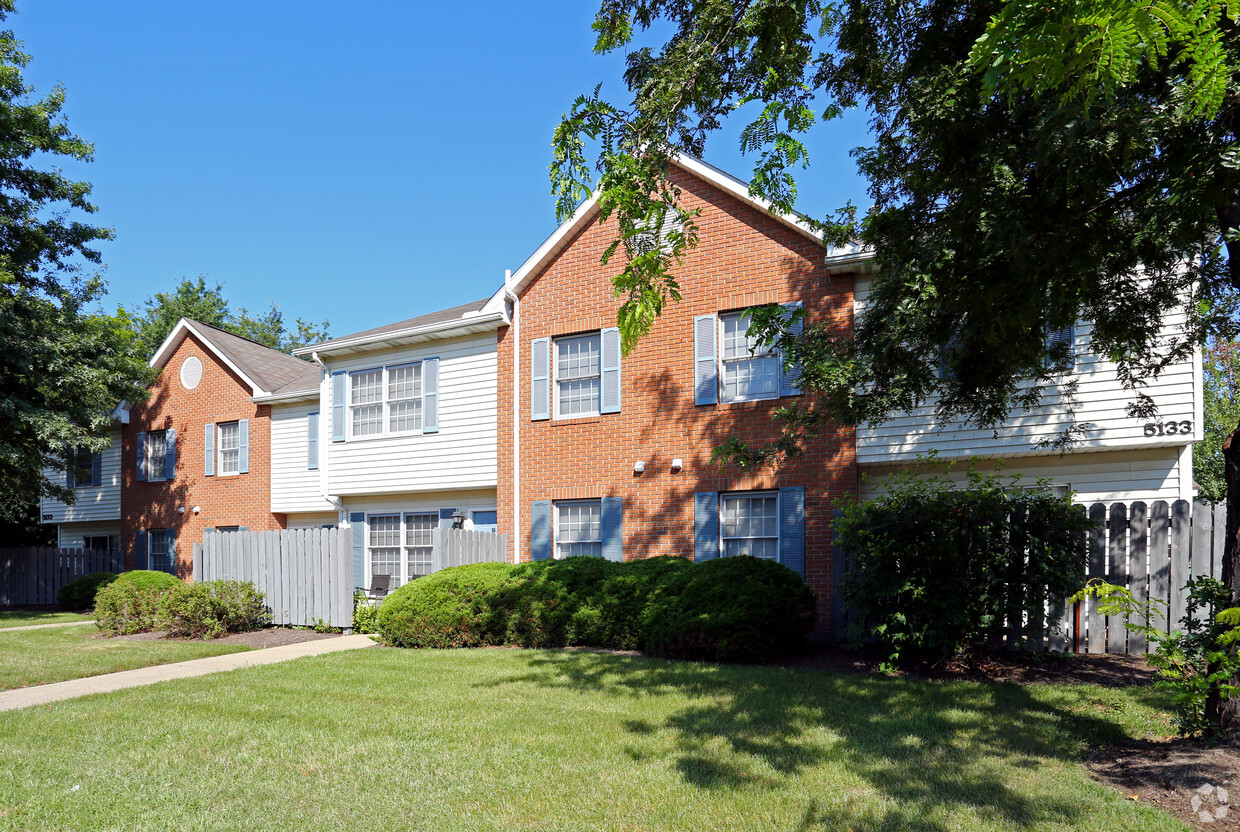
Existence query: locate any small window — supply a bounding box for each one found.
[404,512,436,580]
[350,370,384,437]
[721,492,779,560]
[84,535,112,551]
[70,448,99,488]
[555,333,601,417]
[719,311,779,402]
[215,526,240,533]
[1045,323,1075,370]
[555,500,602,559]
[471,510,498,532]
[149,528,171,572]
[368,514,402,587]
[218,421,240,475]
[388,364,423,433]
[147,430,168,482]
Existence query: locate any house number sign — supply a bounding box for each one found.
[1144,420,1192,437]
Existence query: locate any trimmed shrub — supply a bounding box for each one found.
[376,562,514,648]
[640,556,816,663]
[94,570,182,634]
[57,572,119,610]
[162,580,270,639]
[494,555,692,649]
[834,468,1091,664]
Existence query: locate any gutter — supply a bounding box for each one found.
[293,312,507,358]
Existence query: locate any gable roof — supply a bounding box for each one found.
[481,153,873,315]
[150,318,320,399]
[294,298,502,358]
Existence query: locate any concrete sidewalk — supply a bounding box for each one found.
[0,620,96,633]
[0,633,377,712]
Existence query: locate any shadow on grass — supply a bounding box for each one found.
[484,652,1167,831]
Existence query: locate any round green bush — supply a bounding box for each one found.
[375,562,514,648]
[94,570,183,634]
[162,580,270,639]
[640,556,816,663]
[57,572,119,610]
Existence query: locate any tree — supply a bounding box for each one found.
[551,0,1240,726]
[129,276,329,356]
[0,2,153,522]
[1198,339,1240,503]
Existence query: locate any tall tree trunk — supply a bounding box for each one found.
[1212,420,1240,731]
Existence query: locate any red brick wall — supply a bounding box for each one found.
[120,333,285,580]
[497,167,858,624]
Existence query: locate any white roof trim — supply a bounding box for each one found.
[481,153,874,315]
[149,318,271,397]
[293,311,507,357]
[251,389,320,405]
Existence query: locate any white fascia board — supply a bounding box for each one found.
[251,390,320,405]
[149,319,270,397]
[293,312,507,358]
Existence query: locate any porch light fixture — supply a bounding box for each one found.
[451,509,466,530]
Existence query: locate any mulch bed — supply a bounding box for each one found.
[97,628,342,649]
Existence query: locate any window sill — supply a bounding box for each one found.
[549,416,602,427]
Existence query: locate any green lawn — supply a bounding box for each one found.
[0,648,1186,831]
[0,624,250,690]
[0,610,94,628]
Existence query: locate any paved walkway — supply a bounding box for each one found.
[0,620,97,633]
[0,633,376,712]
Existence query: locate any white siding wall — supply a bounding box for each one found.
[39,430,123,524]
[285,512,339,529]
[860,446,1191,506]
[854,278,1201,463]
[270,402,335,514]
[324,333,498,496]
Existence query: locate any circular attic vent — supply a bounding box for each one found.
[180,356,203,390]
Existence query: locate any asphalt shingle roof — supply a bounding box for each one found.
[301,298,490,351]
[189,321,320,396]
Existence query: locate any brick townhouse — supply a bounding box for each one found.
[481,155,868,610]
[118,319,320,576]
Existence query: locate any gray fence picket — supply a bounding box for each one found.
[1086,504,1107,653]
[1107,503,1129,654]
[1169,500,1192,631]
[1191,500,1213,628]
[1127,502,1149,655]
[1149,501,1171,639]
[1212,502,1227,582]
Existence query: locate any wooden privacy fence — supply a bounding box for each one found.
[0,547,124,606]
[433,528,509,572]
[832,499,1226,656]
[193,529,352,629]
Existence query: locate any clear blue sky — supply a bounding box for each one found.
[16,1,872,338]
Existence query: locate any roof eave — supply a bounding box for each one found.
[148,319,269,396]
[294,312,507,358]
[251,389,320,405]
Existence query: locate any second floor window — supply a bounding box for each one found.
[350,369,384,437]
[69,447,100,488]
[147,430,168,482]
[556,333,601,417]
[218,421,240,475]
[720,311,779,402]
[337,361,436,440]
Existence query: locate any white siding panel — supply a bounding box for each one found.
[325,333,498,496]
[854,278,1201,463]
[859,446,1188,505]
[271,403,335,514]
[39,430,123,524]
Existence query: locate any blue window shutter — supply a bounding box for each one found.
[601,497,623,561]
[165,428,177,480]
[332,372,347,442]
[531,337,551,421]
[136,432,147,482]
[694,491,719,562]
[422,358,440,434]
[350,512,366,588]
[307,413,319,470]
[135,529,147,570]
[65,449,74,489]
[600,328,622,414]
[694,315,718,405]
[779,487,806,578]
[203,423,215,476]
[238,419,249,474]
[439,508,457,529]
[780,302,804,397]
[166,529,178,576]
[91,452,102,487]
[531,500,552,560]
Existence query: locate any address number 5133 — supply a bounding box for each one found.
[1144,420,1192,437]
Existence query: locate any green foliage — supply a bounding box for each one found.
[836,467,1090,664]
[493,555,693,649]
[162,580,270,639]
[1196,338,1240,502]
[640,556,816,663]
[1074,576,1240,738]
[129,275,330,357]
[93,571,181,635]
[56,571,118,610]
[352,590,380,634]
[375,562,513,649]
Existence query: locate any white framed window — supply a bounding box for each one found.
[366,512,437,588]
[217,421,240,475]
[146,430,168,482]
[70,447,99,488]
[149,528,171,572]
[554,333,601,418]
[720,491,780,560]
[555,500,602,559]
[470,509,498,532]
[84,535,118,552]
[720,311,780,403]
[347,364,426,438]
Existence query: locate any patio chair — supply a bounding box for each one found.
[357,574,391,602]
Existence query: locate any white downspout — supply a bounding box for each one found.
[310,351,344,524]
[505,269,521,563]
